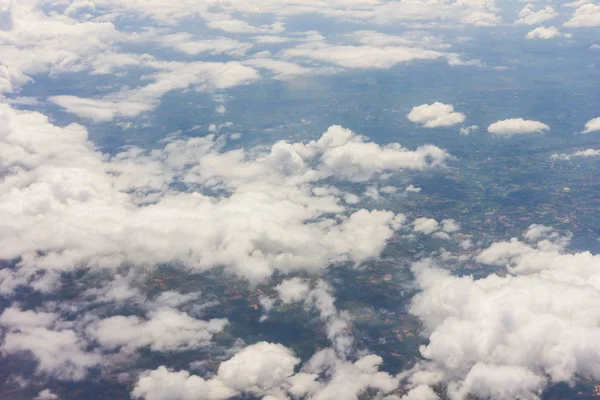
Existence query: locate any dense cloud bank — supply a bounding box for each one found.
[407,226,600,400]
[1,104,451,291]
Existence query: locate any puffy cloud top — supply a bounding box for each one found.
[516,5,558,25]
[407,102,466,128]
[408,227,600,399]
[487,118,550,136]
[525,26,564,40]
[584,116,600,133]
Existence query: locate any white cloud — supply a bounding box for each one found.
[406,185,422,193]
[525,26,566,39]
[441,219,460,233]
[413,218,439,234]
[487,118,550,136]
[401,385,440,400]
[459,125,479,135]
[133,344,398,400]
[276,278,355,355]
[407,226,600,399]
[0,307,102,380]
[583,116,600,133]
[217,342,300,393]
[408,102,466,128]
[242,58,314,80]
[551,148,600,160]
[564,3,600,27]
[0,106,443,292]
[591,44,600,50]
[35,389,59,400]
[275,277,310,303]
[132,366,237,400]
[0,1,134,93]
[156,33,253,56]
[516,4,559,25]
[86,308,228,352]
[87,0,500,28]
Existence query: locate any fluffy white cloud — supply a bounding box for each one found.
[0,1,136,93]
[413,218,439,234]
[86,309,228,352]
[459,125,479,135]
[88,0,500,28]
[516,4,558,25]
[441,219,460,233]
[276,278,355,355]
[156,33,253,56]
[525,26,565,39]
[282,41,447,69]
[133,344,398,400]
[35,389,59,400]
[242,58,314,80]
[583,116,600,133]
[551,148,600,160]
[487,118,550,136]
[564,3,600,27]
[132,366,237,400]
[0,307,102,380]
[217,342,300,392]
[407,103,466,128]
[405,185,422,193]
[407,226,600,399]
[0,106,444,292]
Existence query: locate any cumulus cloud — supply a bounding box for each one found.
[132,366,237,400]
[133,344,398,400]
[551,148,600,160]
[407,226,600,399]
[413,218,439,234]
[407,103,466,128]
[35,389,59,400]
[405,185,422,193]
[583,116,600,133]
[86,309,228,353]
[0,1,136,94]
[516,4,559,25]
[525,26,566,39]
[0,307,102,380]
[564,3,600,27]
[487,118,550,136]
[0,106,445,292]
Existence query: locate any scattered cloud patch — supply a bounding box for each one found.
[488,118,550,136]
[516,5,559,25]
[525,26,567,39]
[460,125,479,135]
[564,3,600,27]
[407,102,466,128]
[583,117,600,133]
[406,185,422,193]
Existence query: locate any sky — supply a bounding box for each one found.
[0,0,600,400]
